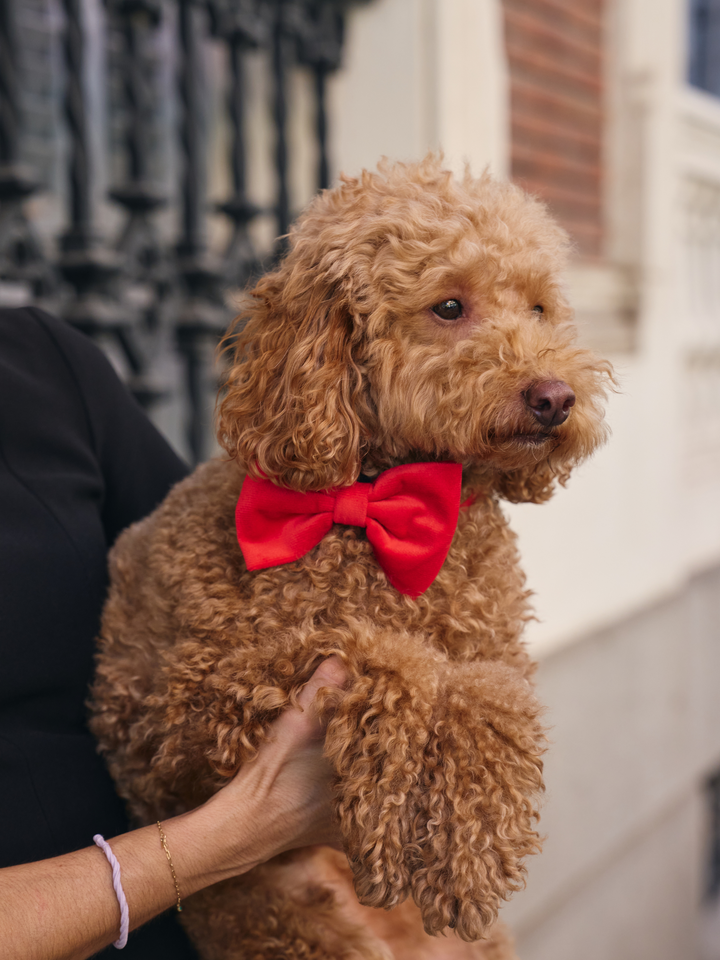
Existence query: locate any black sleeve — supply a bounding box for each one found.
[27,308,190,544]
[0,308,199,957]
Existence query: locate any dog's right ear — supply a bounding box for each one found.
[217,266,368,492]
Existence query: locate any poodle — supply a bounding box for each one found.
[90,155,612,960]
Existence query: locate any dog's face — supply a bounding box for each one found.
[219,157,612,502]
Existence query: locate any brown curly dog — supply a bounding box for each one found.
[90,156,612,960]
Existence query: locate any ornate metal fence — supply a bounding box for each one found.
[0,0,367,461]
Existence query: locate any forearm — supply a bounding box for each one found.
[0,824,171,960]
[0,794,264,960]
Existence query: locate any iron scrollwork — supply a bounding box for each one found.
[0,0,54,299]
[0,0,371,462]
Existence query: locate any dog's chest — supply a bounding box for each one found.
[168,464,522,663]
[227,511,513,661]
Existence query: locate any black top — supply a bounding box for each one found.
[0,307,198,957]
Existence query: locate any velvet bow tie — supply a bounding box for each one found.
[235,462,464,597]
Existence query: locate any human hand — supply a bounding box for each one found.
[0,658,347,960]
[189,656,348,883]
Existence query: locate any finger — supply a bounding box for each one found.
[296,655,347,712]
[267,657,347,753]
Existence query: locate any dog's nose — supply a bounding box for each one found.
[524,380,576,427]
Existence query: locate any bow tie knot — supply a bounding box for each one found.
[235,462,464,596]
[332,483,369,527]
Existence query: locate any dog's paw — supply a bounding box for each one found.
[323,641,543,939]
[408,661,544,941]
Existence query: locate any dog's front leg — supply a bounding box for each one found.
[323,634,544,944]
[320,627,443,915]
[409,660,544,941]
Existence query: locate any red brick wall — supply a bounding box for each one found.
[503,0,604,258]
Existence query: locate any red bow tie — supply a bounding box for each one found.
[235,462,463,597]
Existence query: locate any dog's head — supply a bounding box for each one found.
[218,156,613,502]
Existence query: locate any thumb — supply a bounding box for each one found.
[267,657,348,756]
[294,656,348,736]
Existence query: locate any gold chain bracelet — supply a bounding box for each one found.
[156,821,182,912]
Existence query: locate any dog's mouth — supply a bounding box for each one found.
[486,427,557,447]
[471,428,561,465]
[508,431,556,446]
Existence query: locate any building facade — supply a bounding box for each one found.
[328,1,720,957]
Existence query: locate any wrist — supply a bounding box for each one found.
[159,786,268,894]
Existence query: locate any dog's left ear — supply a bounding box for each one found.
[217,267,368,492]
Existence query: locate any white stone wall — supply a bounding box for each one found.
[504,565,720,959]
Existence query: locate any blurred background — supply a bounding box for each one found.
[1,0,719,957]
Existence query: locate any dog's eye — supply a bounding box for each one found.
[432,299,463,321]
[533,304,544,314]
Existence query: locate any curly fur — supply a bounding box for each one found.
[90,156,612,959]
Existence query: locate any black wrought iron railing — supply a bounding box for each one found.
[0,0,367,462]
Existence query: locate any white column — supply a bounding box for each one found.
[431,0,509,178]
[329,0,510,179]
